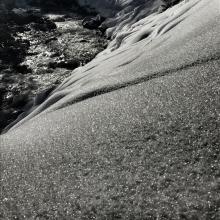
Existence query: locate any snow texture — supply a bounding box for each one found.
[4,0,215,133]
[1,0,220,218]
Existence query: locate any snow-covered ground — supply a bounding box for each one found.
[1,0,220,218]
[4,0,218,132]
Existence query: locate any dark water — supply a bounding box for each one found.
[0,8,107,132]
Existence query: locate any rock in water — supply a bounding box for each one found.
[82,14,106,30]
[158,0,182,12]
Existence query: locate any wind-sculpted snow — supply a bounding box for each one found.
[4,0,219,133]
[102,0,197,52]
[1,0,220,218]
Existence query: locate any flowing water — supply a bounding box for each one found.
[0,9,107,132]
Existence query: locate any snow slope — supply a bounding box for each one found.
[3,0,199,129]
[1,0,220,218]
[3,0,217,132]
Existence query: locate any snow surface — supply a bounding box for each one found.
[4,0,218,133]
[1,0,220,217]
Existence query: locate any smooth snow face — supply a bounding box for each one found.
[1,1,220,218]
[3,0,219,133]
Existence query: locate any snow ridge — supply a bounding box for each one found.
[4,0,208,132]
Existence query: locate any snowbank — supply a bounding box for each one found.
[1,0,220,218]
[3,0,210,132]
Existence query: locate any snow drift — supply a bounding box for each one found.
[1,0,220,218]
[3,0,210,132]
